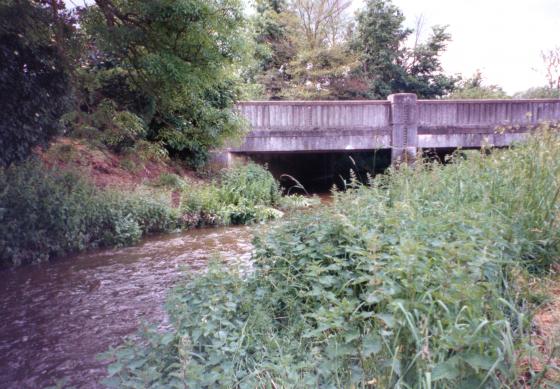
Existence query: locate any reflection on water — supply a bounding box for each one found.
[0,226,254,389]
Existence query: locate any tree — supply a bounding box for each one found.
[248,0,299,98]
[448,71,509,99]
[513,48,560,99]
[0,0,72,167]
[78,0,249,167]
[354,0,457,99]
[291,0,351,49]
[249,0,362,100]
[542,47,560,90]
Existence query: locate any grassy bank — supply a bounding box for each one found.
[102,128,560,388]
[0,161,286,267]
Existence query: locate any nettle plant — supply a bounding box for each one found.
[102,127,560,388]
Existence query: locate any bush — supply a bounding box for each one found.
[103,128,560,388]
[102,110,147,152]
[181,162,282,226]
[0,161,180,266]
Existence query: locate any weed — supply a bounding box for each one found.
[103,127,560,388]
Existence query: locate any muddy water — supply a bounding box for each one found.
[0,226,254,389]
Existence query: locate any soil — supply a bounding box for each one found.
[37,137,203,189]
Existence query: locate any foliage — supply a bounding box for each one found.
[74,0,249,166]
[0,161,180,266]
[0,0,72,167]
[449,71,509,99]
[181,163,282,226]
[248,0,300,99]
[514,86,560,99]
[249,0,458,100]
[278,193,321,210]
[104,128,560,387]
[354,0,457,99]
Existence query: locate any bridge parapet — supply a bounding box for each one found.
[225,96,560,165]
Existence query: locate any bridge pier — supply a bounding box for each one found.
[388,93,418,164]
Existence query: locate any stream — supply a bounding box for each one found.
[0,226,255,389]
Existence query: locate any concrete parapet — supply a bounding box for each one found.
[231,96,560,165]
[388,93,418,164]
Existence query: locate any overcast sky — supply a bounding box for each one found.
[65,0,560,94]
[352,0,560,94]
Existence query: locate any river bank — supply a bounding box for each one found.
[0,142,301,268]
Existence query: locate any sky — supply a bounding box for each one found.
[351,0,560,94]
[65,0,560,94]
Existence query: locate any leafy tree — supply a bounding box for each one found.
[449,71,509,99]
[78,0,248,167]
[250,0,362,100]
[354,0,457,99]
[248,0,299,98]
[0,0,72,167]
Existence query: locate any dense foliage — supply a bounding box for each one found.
[0,161,180,266]
[72,0,249,167]
[0,0,72,166]
[249,0,458,100]
[0,161,286,267]
[0,0,250,168]
[182,162,283,226]
[103,129,560,387]
[448,71,509,99]
[354,0,457,99]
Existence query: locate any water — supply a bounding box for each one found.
[0,226,254,389]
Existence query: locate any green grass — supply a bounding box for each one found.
[103,127,560,388]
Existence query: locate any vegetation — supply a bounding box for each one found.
[0,0,72,166]
[449,71,510,99]
[247,0,458,100]
[0,162,285,267]
[75,0,248,167]
[0,0,249,168]
[0,161,180,266]
[103,129,560,388]
[182,163,283,226]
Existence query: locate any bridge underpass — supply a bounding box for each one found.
[240,150,391,193]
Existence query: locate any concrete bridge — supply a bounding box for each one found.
[225,93,560,164]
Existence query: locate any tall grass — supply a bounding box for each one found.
[102,127,560,388]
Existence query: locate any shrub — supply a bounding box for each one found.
[103,128,560,388]
[102,110,147,152]
[181,162,282,226]
[0,161,180,266]
[219,162,281,207]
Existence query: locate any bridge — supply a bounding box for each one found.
[223,93,560,165]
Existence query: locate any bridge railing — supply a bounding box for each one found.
[237,100,391,131]
[233,95,560,163]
